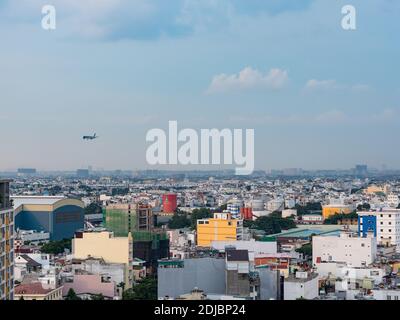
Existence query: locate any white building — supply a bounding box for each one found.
[315,262,386,288]
[358,209,400,251]
[16,230,50,244]
[312,232,377,268]
[387,194,399,208]
[301,214,323,224]
[372,289,400,300]
[284,272,319,300]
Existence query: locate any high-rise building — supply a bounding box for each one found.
[76,169,89,178]
[104,203,154,237]
[354,165,368,176]
[0,179,14,300]
[104,204,168,271]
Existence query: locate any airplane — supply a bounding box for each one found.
[83,133,98,140]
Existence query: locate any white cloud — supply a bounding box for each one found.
[207,67,288,93]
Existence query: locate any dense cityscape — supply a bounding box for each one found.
[1,166,400,301]
[1,1,399,314]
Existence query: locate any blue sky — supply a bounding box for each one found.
[0,0,399,171]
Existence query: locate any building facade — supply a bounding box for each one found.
[197,213,244,247]
[358,209,400,251]
[322,204,355,220]
[72,230,133,288]
[13,196,84,240]
[312,232,377,268]
[0,179,14,300]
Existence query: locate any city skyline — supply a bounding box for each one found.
[1,0,399,171]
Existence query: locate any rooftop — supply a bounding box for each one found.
[15,282,54,295]
[12,195,65,208]
[226,250,249,262]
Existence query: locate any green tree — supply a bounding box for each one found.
[90,293,105,300]
[357,203,371,211]
[65,288,81,301]
[168,213,191,229]
[122,277,157,300]
[84,202,102,215]
[252,213,296,235]
[296,243,312,257]
[40,239,72,255]
[324,211,358,225]
[190,208,212,228]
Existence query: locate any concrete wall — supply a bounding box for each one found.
[313,234,377,268]
[259,269,281,300]
[158,258,226,298]
[72,231,132,287]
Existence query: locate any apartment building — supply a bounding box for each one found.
[72,230,133,288]
[0,179,14,300]
[197,213,244,247]
[312,231,377,268]
[358,209,400,251]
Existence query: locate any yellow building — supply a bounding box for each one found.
[0,179,14,300]
[365,184,390,195]
[196,213,243,247]
[72,230,133,288]
[322,205,355,220]
[14,283,63,300]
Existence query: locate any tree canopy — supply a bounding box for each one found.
[40,239,71,255]
[247,212,296,235]
[65,288,81,301]
[122,277,157,300]
[190,208,213,228]
[168,213,191,229]
[324,211,358,225]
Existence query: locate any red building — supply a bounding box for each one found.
[162,194,177,214]
[240,207,253,220]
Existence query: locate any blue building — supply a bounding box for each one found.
[358,213,377,238]
[13,196,84,241]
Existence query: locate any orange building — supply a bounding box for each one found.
[322,204,355,219]
[196,213,243,247]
